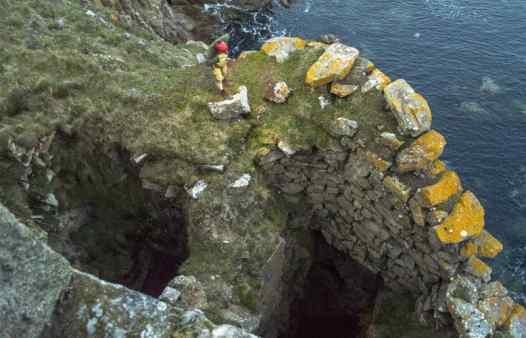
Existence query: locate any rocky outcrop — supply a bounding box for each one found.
[0,1,524,336]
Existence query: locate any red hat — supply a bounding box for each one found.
[215,40,229,54]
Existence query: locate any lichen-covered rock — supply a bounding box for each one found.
[465,256,492,282]
[461,231,503,259]
[426,159,448,177]
[208,86,251,120]
[329,117,359,137]
[500,304,526,338]
[305,43,360,87]
[384,79,432,137]
[265,81,291,103]
[261,37,306,62]
[478,295,514,327]
[330,83,358,97]
[361,68,391,93]
[367,151,392,172]
[396,130,446,172]
[0,203,73,338]
[161,275,208,310]
[45,271,179,337]
[448,297,494,338]
[383,175,411,202]
[434,191,485,244]
[379,132,404,150]
[416,170,463,207]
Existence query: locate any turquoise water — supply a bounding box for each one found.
[225,0,526,300]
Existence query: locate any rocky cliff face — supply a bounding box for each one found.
[0,1,525,338]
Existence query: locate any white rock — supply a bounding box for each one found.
[318,96,330,110]
[229,174,251,188]
[277,140,296,156]
[208,86,251,120]
[86,10,96,17]
[133,153,148,164]
[196,53,207,64]
[188,180,207,199]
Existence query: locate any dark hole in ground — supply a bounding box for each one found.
[283,231,382,338]
[30,136,189,297]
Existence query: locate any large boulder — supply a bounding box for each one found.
[261,37,306,62]
[0,203,72,338]
[305,43,360,87]
[384,79,432,137]
[208,86,251,120]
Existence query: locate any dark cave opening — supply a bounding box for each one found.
[30,136,189,297]
[283,231,382,338]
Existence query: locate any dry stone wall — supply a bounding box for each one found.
[258,37,526,338]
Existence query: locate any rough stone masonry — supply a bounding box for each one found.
[259,37,526,338]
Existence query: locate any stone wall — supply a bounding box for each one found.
[256,37,526,338]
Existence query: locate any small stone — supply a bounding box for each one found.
[123,32,132,39]
[208,86,251,120]
[133,153,148,164]
[318,96,330,110]
[200,164,225,172]
[425,159,447,177]
[409,197,426,226]
[329,118,358,137]
[229,174,251,188]
[55,18,65,30]
[320,33,340,44]
[265,81,291,103]
[367,151,392,172]
[306,41,328,49]
[380,132,404,150]
[188,180,207,199]
[434,191,485,244]
[396,130,446,173]
[261,37,306,62]
[196,53,207,64]
[384,79,432,137]
[383,176,411,203]
[426,209,448,226]
[163,275,208,310]
[305,43,360,87]
[361,68,391,93]
[416,170,463,207]
[86,10,96,17]
[330,83,358,97]
[277,140,296,156]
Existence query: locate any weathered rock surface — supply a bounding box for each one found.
[208,86,251,120]
[265,81,291,103]
[0,203,72,338]
[396,130,446,172]
[261,37,306,62]
[384,79,433,136]
[305,43,360,87]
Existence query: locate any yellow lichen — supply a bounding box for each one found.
[434,191,485,244]
[330,83,358,97]
[461,241,478,257]
[477,231,503,258]
[417,170,462,207]
[427,160,447,176]
[366,151,392,172]
[466,256,492,280]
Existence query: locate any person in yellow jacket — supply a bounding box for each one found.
[208,35,230,94]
